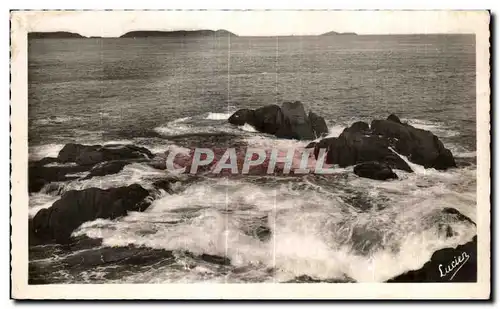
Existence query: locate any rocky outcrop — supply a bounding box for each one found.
[312,114,456,173]
[29,143,156,193]
[228,101,328,140]
[58,143,154,166]
[82,161,129,180]
[388,236,477,282]
[315,126,413,172]
[371,116,456,170]
[31,184,150,244]
[354,162,398,180]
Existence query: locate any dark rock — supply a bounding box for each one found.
[61,245,174,268]
[322,130,412,172]
[31,184,150,244]
[354,161,398,180]
[315,114,456,171]
[250,104,284,135]
[387,114,402,124]
[228,102,328,141]
[371,118,456,170]
[29,244,176,284]
[57,143,154,166]
[152,178,180,194]
[57,143,100,163]
[313,137,338,161]
[346,121,370,133]
[228,108,254,126]
[276,101,315,140]
[308,111,329,138]
[388,236,477,282]
[441,208,476,226]
[200,254,231,265]
[82,161,128,180]
[305,142,317,149]
[28,164,93,193]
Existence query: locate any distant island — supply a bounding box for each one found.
[28,32,85,39]
[320,31,358,36]
[120,29,238,38]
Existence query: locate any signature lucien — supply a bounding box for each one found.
[438,252,470,280]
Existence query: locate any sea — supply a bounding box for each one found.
[28,34,477,283]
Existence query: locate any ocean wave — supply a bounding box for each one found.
[404,118,460,138]
[33,116,83,125]
[29,193,60,218]
[73,166,476,283]
[29,144,65,161]
[40,163,168,195]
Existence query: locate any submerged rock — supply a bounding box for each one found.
[308,111,329,138]
[31,184,150,244]
[228,101,328,140]
[354,161,398,180]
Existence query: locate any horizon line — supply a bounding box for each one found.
[28,30,475,38]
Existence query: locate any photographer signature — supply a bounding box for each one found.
[438,252,470,280]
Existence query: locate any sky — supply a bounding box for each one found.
[17,10,488,37]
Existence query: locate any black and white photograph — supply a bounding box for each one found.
[10,10,490,299]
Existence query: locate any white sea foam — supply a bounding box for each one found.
[237,123,256,133]
[404,118,460,138]
[29,193,59,217]
[29,144,65,160]
[73,165,476,283]
[324,124,346,138]
[205,112,232,120]
[41,163,168,194]
[153,115,238,136]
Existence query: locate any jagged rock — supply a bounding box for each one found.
[354,161,398,180]
[314,114,456,171]
[346,121,370,133]
[251,104,284,135]
[371,119,456,169]
[228,102,328,140]
[31,184,150,244]
[387,113,402,124]
[28,164,92,193]
[57,143,154,166]
[276,101,315,140]
[228,108,254,126]
[308,111,329,138]
[82,161,129,180]
[319,127,412,172]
